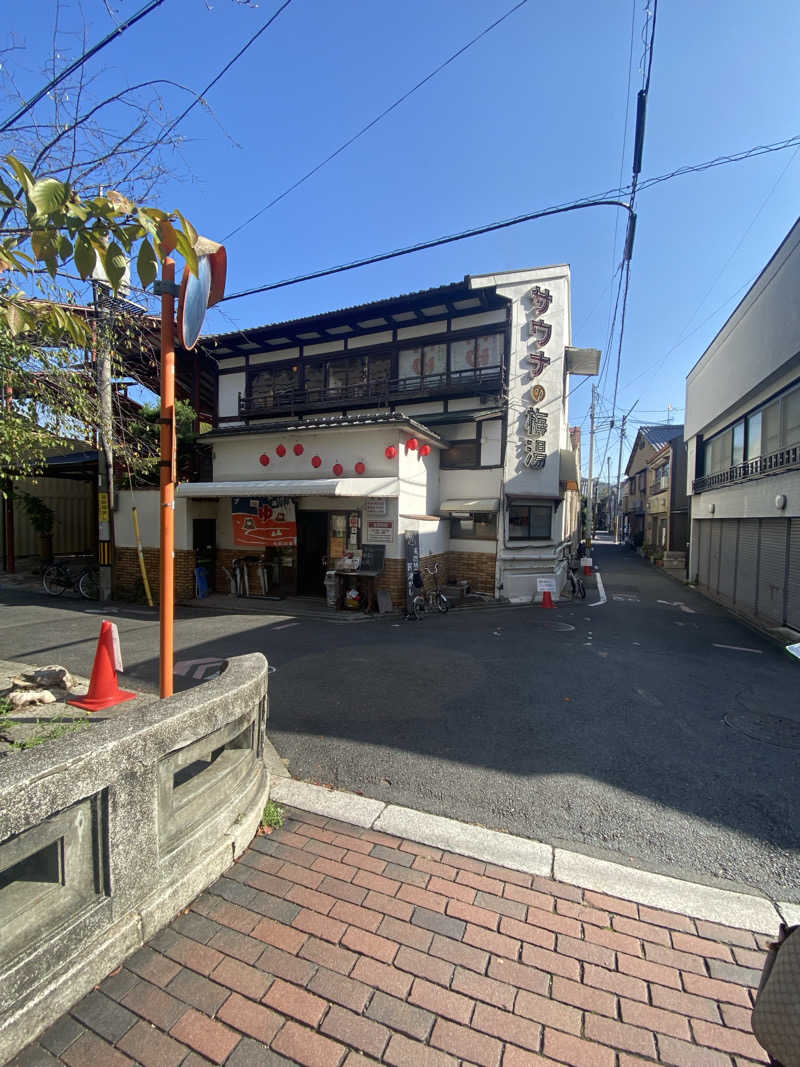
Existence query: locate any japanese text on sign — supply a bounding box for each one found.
[523,406,547,469]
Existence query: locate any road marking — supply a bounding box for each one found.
[274,622,300,630]
[658,600,696,614]
[713,644,763,654]
[174,657,225,680]
[613,593,639,602]
[589,570,607,607]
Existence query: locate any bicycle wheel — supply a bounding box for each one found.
[43,564,70,596]
[79,569,100,600]
[577,577,586,600]
[566,571,577,599]
[412,595,425,620]
[436,592,449,613]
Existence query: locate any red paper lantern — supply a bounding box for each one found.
[333,462,344,476]
[406,437,419,451]
[419,443,432,457]
[293,443,304,456]
[276,444,286,457]
[311,455,322,468]
[259,453,270,466]
[355,461,366,475]
[385,445,398,459]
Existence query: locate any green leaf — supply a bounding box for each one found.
[175,229,198,276]
[175,210,197,247]
[66,198,90,222]
[5,155,35,193]
[101,240,127,291]
[73,234,96,280]
[58,234,73,261]
[136,238,158,289]
[29,178,70,216]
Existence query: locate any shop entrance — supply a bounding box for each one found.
[297,510,328,595]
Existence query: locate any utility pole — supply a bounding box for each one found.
[606,456,612,531]
[157,258,178,699]
[92,282,114,602]
[615,399,639,542]
[586,384,596,547]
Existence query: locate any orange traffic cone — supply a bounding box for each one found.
[541,590,555,608]
[583,559,592,576]
[68,620,136,711]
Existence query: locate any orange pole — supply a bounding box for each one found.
[159,257,176,698]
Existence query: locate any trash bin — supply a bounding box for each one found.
[325,570,338,608]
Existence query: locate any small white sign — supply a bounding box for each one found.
[536,576,557,594]
[366,498,387,516]
[366,519,394,544]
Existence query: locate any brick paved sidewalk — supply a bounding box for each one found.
[13,805,772,1067]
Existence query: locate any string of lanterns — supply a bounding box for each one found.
[257,437,432,474]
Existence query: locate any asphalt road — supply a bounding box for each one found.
[2,541,798,902]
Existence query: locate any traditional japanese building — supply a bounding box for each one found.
[114,265,599,607]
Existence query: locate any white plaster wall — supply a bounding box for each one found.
[450,538,496,555]
[249,347,300,365]
[212,428,400,481]
[115,490,193,550]
[685,220,800,439]
[218,372,246,419]
[439,468,502,500]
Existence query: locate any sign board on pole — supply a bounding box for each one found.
[405,531,420,614]
[536,576,557,594]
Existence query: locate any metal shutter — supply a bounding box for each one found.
[695,521,709,587]
[757,519,789,624]
[735,519,759,616]
[786,518,800,630]
[718,520,737,603]
[708,520,722,594]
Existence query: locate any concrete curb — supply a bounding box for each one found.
[269,778,790,935]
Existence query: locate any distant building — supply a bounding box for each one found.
[685,218,800,630]
[622,425,684,547]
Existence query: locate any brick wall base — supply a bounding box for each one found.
[445,550,496,596]
[114,547,195,602]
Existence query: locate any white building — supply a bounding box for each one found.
[685,218,800,630]
[115,266,599,607]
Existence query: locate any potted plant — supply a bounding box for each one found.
[17,491,55,564]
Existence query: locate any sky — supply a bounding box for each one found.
[4,0,800,476]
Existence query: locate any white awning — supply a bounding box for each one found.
[176,478,400,499]
[439,498,500,513]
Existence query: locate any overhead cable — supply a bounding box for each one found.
[0,0,165,134]
[121,0,296,184]
[224,0,531,241]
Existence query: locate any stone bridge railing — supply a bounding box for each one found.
[0,653,269,1063]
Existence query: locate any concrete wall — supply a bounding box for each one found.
[685,219,800,440]
[0,654,270,1064]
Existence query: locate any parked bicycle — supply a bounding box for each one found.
[564,548,586,600]
[410,560,449,620]
[42,560,100,600]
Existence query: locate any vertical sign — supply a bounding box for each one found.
[405,531,420,615]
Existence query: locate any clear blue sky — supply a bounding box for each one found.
[7,0,800,474]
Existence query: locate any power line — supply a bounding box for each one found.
[121,0,296,184]
[220,197,633,303]
[0,0,166,135]
[224,0,531,242]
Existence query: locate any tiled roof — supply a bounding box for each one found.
[640,424,684,447]
[202,411,441,441]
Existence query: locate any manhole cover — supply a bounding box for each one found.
[723,710,800,748]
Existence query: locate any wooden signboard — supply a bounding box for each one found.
[405,531,420,614]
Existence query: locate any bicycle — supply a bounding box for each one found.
[410,560,449,620]
[564,550,586,600]
[42,560,100,600]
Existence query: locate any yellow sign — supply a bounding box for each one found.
[98,492,110,522]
